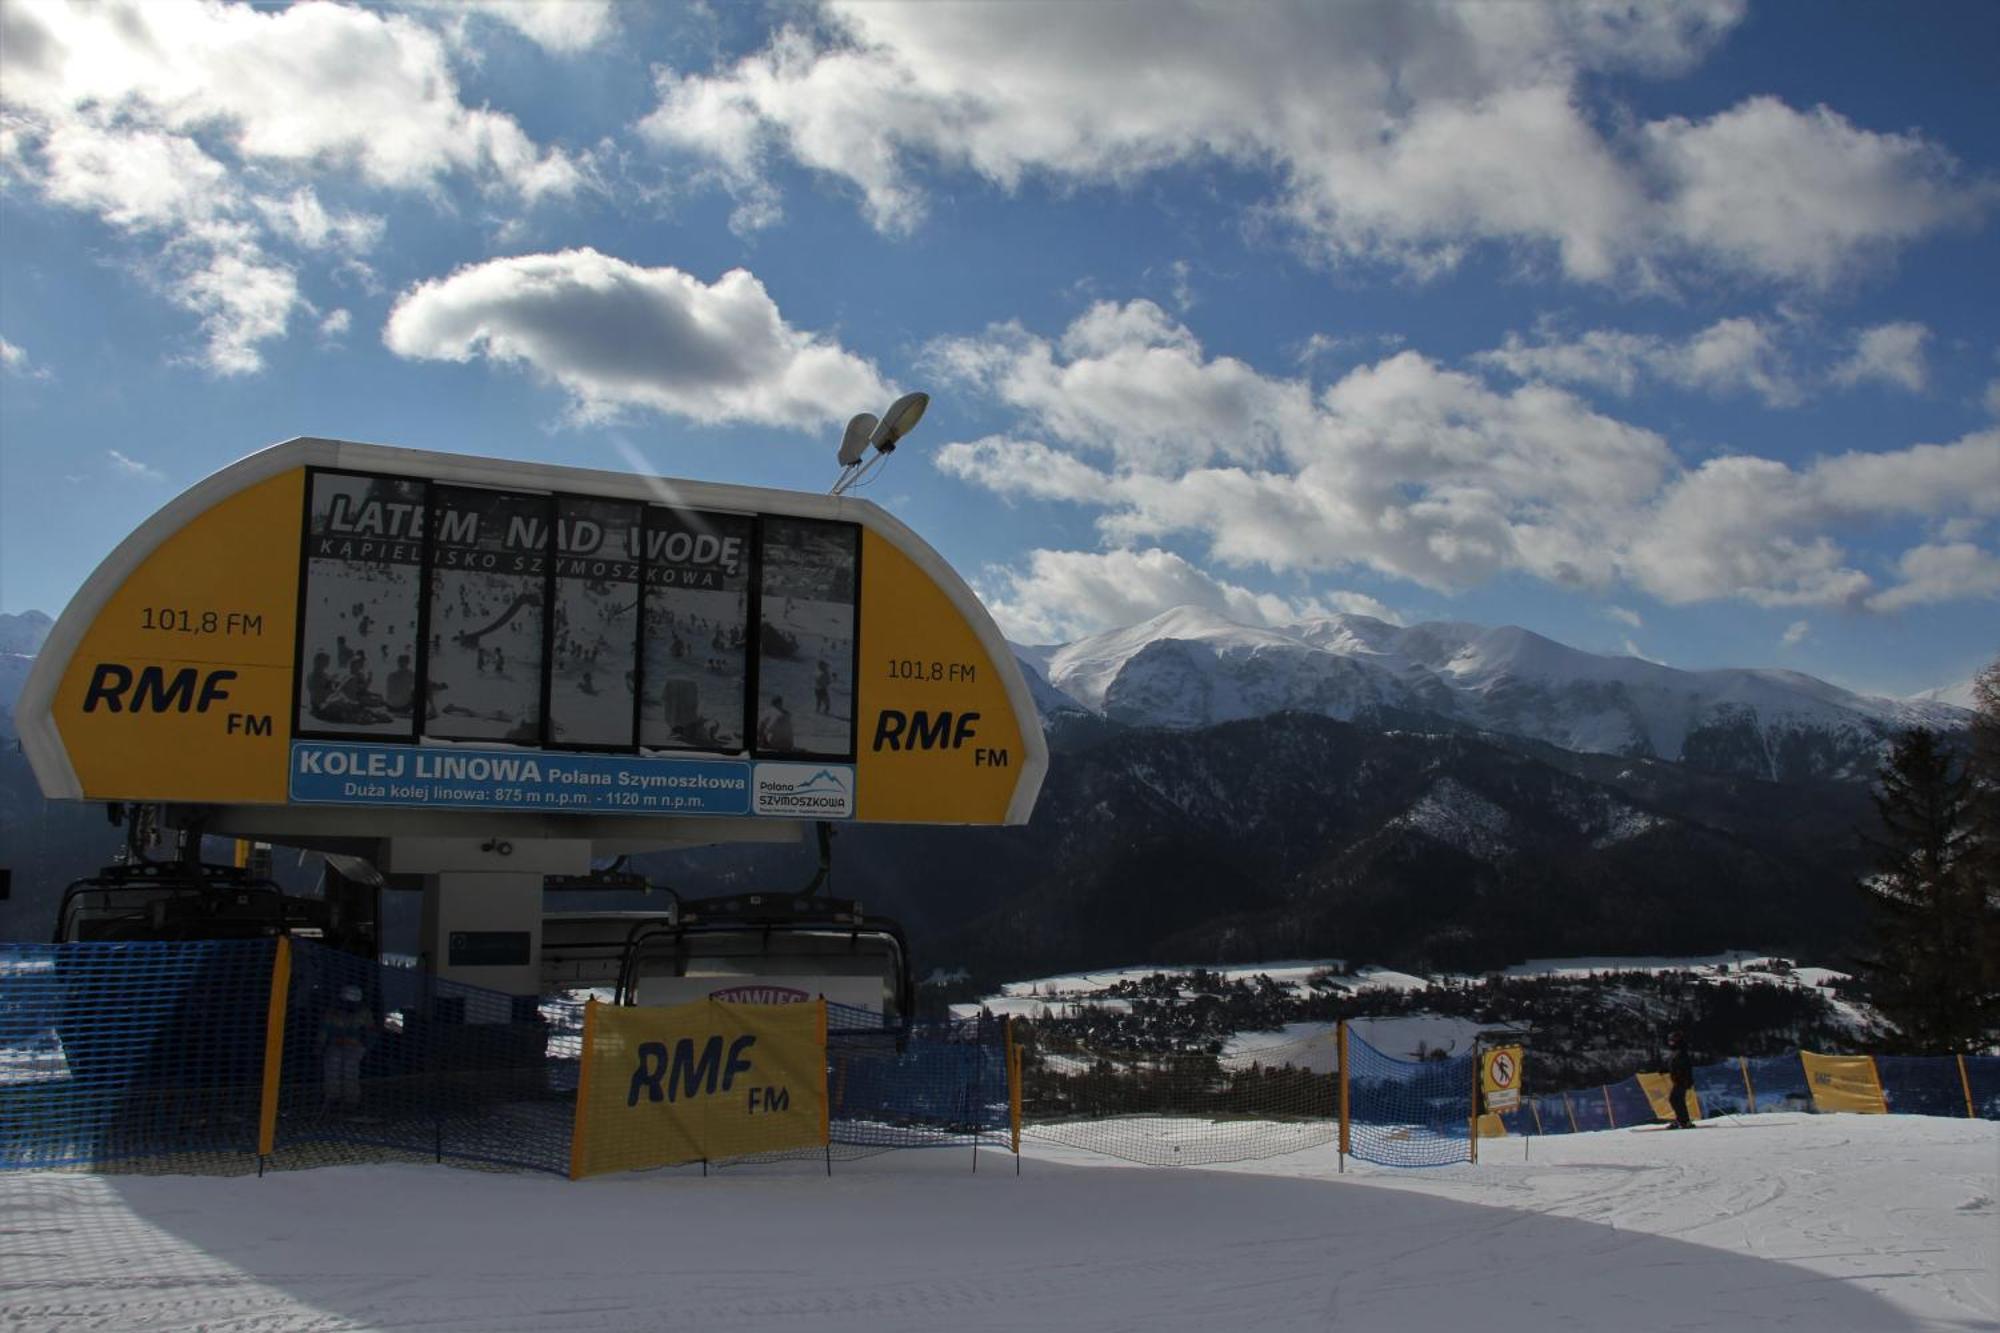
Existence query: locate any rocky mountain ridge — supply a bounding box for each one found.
[1016,605,1968,783]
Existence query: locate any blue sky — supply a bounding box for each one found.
[2,0,1995,698]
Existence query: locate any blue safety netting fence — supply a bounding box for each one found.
[1344,1030,1474,1167]
[1692,1059,1755,1117]
[1493,1051,1996,1138]
[1017,1023,1338,1166]
[827,1009,1010,1154]
[1966,1056,2000,1118]
[1740,1053,1814,1112]
[8,943,1997,1178]
[0,940,1019,1176]
[0,941,274,1170]
[1606,1077,1655,1126]
[271,940,580,1175]
[1876,1055,1970,1118]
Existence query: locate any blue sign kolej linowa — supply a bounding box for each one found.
[289,741,752,816]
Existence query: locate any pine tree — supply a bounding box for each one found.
[1858,727,1997,1052]
[1968,657,2000,1015]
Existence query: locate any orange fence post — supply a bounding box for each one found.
[1005,1017,1022,1157]
[1960,1055,1976,1119]
[1468,1044,1479,1164]
[1561,1090,1577,1133]
[256,936,292,1164]
[568,998,598,1181]
[1740,1055,1756,1114]
[1337,1020,1351,1168]
[1601,1084,1617,1129]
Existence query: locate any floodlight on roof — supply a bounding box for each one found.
[869,392,929,454]
[838,413,878,467]
[830,391,931,495]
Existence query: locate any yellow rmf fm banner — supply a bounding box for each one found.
[571,998,829,1178]
[1800,1052,1887,1115]
[1636,1072,1703,1122]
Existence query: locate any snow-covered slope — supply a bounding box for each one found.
[1009,647,1089,721]
[0,611,51,658]
[8,1116,1992,1331]
[1910,676,1980,710]
[1032,605,1970,781]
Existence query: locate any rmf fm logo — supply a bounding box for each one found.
[627,1034,790,1113]
[80,663,272,737]
[871,709,1009,767]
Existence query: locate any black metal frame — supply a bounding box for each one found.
[52,861,325,943]
[612,893,913,1034]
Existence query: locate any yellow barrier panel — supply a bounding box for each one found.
[572,998,828,1177]
[1801,1052,1887,1115]
[1476,1111,1508,1138]
[1636,1072,1702,1123]
[256,936,292,1159]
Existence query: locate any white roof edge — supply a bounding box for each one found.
[21,436,1048,824]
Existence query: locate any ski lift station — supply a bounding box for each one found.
[18,429,1047,1021]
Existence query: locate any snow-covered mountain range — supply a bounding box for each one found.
[1017,606,1972,783]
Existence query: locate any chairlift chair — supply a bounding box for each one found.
[613,892,914,1035]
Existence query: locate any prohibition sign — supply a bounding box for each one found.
[1487,1049,1518,1090]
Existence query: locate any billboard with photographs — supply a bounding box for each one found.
[21,439,1044,826]
[296,472,425,738]
[424,485,550,744]
[641,508,752,752]
[550,495,643,749]
[754,517,859,759]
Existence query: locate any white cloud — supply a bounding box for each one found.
[1865,542,2000,612]
[1605,605,1643,628]
[1780,619,1810,648]
[319,308,352,340]
[0,335,51,380]
[253,188,384,255]
[1,0,582,371]
[641,4,1987,287]
[106,449,165,482]
[933,437,1112,503]
[171,236,301,376]
[1625,431,2000,606]
[1830,321,1930,392]
[383,248,890,428]
[1477,316,1799,406]
[2,1,582,198]
[933,304,1672,593]
[1622,638,1665,664]
[975,546,1398,643]
[1643,98,1990,287]
[935,302,2000,613]
[925,300,1309,473]
[1986,379,2000,417]
[411,0,618,54]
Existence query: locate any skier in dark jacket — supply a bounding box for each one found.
[1666,1030,1695,1128]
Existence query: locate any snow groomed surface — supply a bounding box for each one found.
[1,1113,1992,1331]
